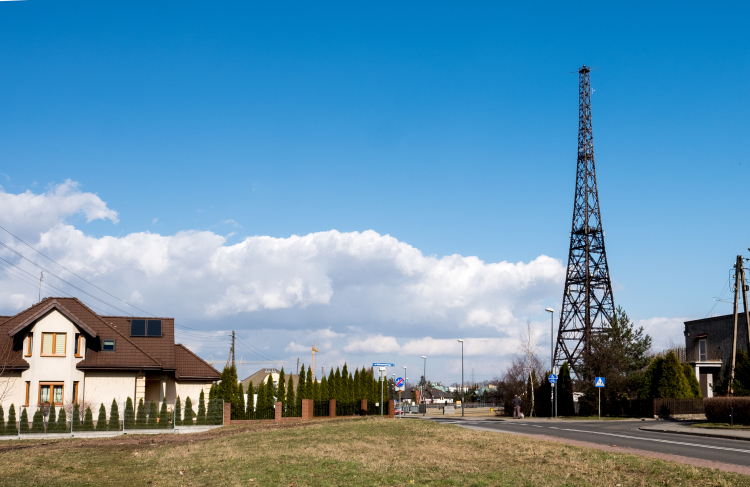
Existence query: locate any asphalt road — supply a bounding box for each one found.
[426,417,750,468]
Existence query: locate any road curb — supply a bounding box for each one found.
[638,426,750,442]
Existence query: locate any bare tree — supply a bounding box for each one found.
[519,319,541,416]
[0,337,20,406]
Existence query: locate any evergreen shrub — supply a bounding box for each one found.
[57,406,67,433]
[148,401,158,428]
[7,405,16,435]
[124,397,135,429]
[158,398,169,428]
[72,404,81,430]
[31,409,44,433]
[109,399,120,431]
[82,407,94,431]
[184,397,194,425]
[705,397,750,424]
[19,408,28,433]
[96,404,107,431]
[136,399,147,428]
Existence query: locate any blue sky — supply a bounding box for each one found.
[0,1,748,381]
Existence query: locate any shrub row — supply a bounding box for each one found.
[704,397,750,424]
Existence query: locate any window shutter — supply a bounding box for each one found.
[42,333,53,354]
[55,334,66,355]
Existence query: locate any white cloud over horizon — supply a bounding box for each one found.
[0,181,692,382]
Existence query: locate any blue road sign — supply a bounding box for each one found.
[595,377,605,388]
[373,363,395,367]
[548,374,558,384]
[396,377,405,387]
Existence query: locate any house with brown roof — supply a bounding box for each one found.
[0,297,219,412]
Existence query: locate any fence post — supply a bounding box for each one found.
[387,399,394,418]
[361,399,367,416]
[274,401,282,422]
[329,399,336,418]
[223,402,231,426]
[301,399,312,420]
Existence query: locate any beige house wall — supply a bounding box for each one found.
[82,371,137,413]
[0,372,25,412]
[175,382,212,405]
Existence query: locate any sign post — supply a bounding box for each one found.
[548,374,558,419]
[395,377,405,418]
[595,377,605,420]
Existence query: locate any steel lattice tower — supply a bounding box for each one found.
[554,65,614,377]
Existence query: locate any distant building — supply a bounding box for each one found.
[683,313,748,397]
[241,368,299,393]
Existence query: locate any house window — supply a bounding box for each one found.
[699,339,707,362]
[24,382,30,407]
[102,339,116,351]
[41,333,66,356]
[39,383,64,406]
[72,382,79,404]
[25,334,32,357]
[130,319,162,337]
[74,334,83,357]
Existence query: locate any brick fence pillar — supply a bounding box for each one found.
[387,400,394,418]
[224,402,232,426]
[301,399,313,420]
[275,401,282,422]
[329,398,336,418]
[360,398,367,416]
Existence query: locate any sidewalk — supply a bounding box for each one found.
[639,422,750,442]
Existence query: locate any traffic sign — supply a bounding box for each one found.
[373,363,394,367]
[548,374,558,384]
[595,377,605,388]
[395,377,405,387]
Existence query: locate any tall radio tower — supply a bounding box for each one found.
[554,65,615,377]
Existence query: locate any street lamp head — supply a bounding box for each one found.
[457,339,464,343]
[545,308,554,313]
[421,356,426,359]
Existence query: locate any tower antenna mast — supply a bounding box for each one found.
[555,65,615,378]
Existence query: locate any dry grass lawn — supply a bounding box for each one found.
[0,417,745,486]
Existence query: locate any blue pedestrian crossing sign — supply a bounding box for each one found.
[548,374,558,384]
[595,377,605,388]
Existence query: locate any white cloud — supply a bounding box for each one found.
[635,316,690,353]
[0,181,684,382]
[344,335,401,354]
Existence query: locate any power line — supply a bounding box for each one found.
[0,224,155,316]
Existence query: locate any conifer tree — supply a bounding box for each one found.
[184,396,194,425]
[245,382,254,419]
[285,377,294,411]
[124,397,135,428]
[657,351,691,398]
[306,366,314,400]
[148,401,158,428]
[57,406,67,433]
[158,398,169,428]
[108,399,120,430]
[136,399,147,428]
[682,363,702,398]
[234,383,246,420]
[0,405,4,435]
[320,376,328,401]
[209,383,216,401]
[313,379,319,401]
[266,374,276,406]
[174,396,182,426]
[7,405,16,435]
[82,407,94,431]
[297,365,307,402]
[216,365,239,404]
[256,378,267,415]
[354,368,360,400]
[558,362,576,416]
[197,390,207,425]
[73,403,81,430]
[47,405,57,432]
[20,408,29,433]
[277,368,287,412]
[328,369,335,400]
[96,403,108,431]
[31,409,44,433]
[341,364,349,402]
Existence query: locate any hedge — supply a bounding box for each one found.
[705,397,750,424]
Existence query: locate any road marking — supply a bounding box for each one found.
[541,426,750,454]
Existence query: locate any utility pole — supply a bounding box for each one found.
[729,254,750,395]
[556,65,615,379]
[38,271,43,303]
[225,331,236,369]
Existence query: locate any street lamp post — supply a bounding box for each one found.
[457,339,464,417]
[403,365,407,412]
[545,308,555,418]
[421,356,427,416]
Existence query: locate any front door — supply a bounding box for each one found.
[700,374,708,397]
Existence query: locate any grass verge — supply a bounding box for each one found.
[0,417,745,486]
[689,422,750,430]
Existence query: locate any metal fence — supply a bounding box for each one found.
[284,403,301,418]
[336,401,359,416]
[654,398,704,416]
[313,400,329,417]
[367,401,383,416]
[0,397,224,437]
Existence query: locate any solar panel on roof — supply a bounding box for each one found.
[147,320,162,337]
[130,319,146,336]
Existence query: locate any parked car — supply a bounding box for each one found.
[394,408,405,416]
